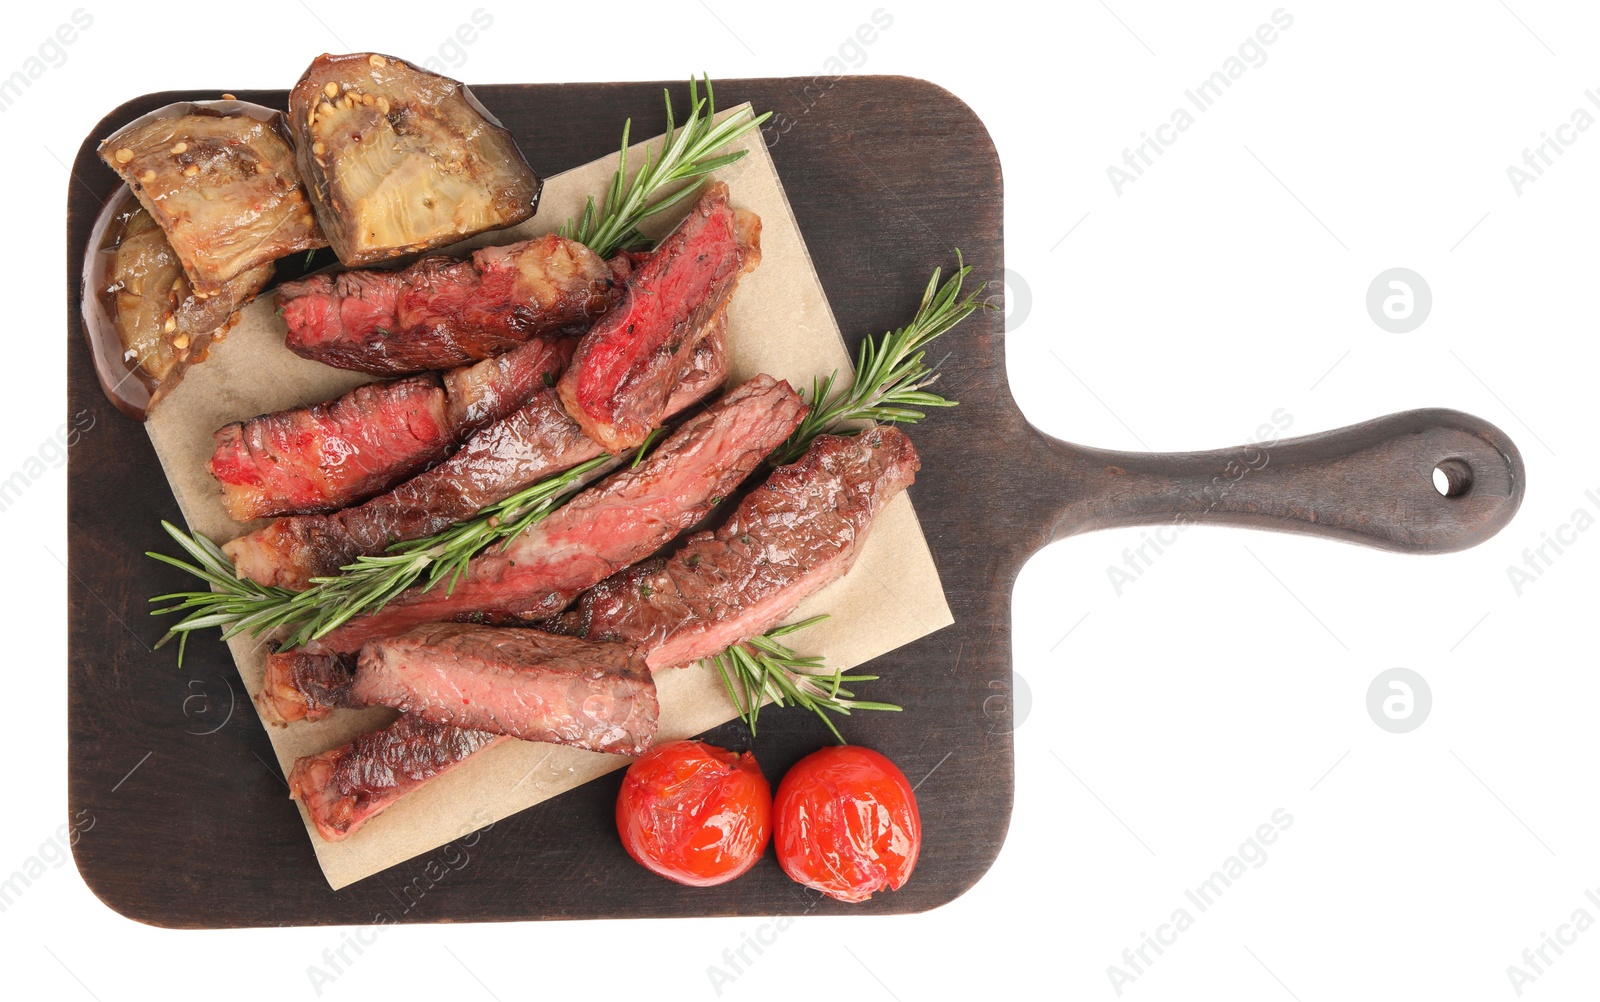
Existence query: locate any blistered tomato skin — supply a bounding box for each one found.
[615,740,772,887]
[774,745,921,903]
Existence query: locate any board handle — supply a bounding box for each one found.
[1043,409,1525,554]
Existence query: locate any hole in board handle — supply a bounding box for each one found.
[1432,459,1473,498]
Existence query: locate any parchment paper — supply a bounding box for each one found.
[144,107,953,889]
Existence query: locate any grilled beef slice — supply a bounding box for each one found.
[279,233,617,375]
[208,335,571,521]
[307,373,806,654]
[226,311,728,589]
[556,182,761,452]
[575,427,920,670]
[351,624,657,755]
[289,714,505,842]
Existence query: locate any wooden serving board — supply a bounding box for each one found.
[65,76,1523,927]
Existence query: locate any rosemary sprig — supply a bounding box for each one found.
[770,253,989,467]
[705,616,901,743]
[562,76,771,260]
[148,455,611,660]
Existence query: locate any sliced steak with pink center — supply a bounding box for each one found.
[307,373,806,654]
[556,182,762,452]
[286,428,918,842]
[225,311,727,589]
[209,374,452,521]
[208,336,571,521]
[351,624,657,756]
[573,427,920,670]
[278,233,617,375]
[289,714,505,842]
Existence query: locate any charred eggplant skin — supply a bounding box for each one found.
[81,184,272,420]
[97,100,326,292]
[288,52,543,267]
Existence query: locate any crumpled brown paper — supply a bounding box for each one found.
[144,107,953,890]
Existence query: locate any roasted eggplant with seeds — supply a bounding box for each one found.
[111,206,271,371]
[288,52,542,266]
[97,100,325,292]
[81,186,272,419]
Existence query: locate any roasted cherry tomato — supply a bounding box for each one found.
[774,745,921,903]
[615,740,771,887]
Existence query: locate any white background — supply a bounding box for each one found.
[5,1,1597,999]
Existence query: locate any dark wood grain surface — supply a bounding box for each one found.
[67,75,1524,929]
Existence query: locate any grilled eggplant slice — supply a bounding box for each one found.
[97,100,325,292]
[287,53,542,266]
[81,185,271,418]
